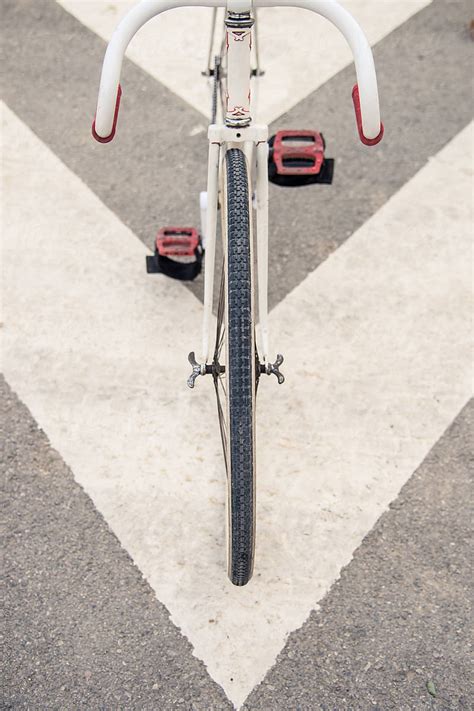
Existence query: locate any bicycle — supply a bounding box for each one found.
[92,0,383,586]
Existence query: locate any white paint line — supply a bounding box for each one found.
[57,0,431,124]
[2,103,472,707]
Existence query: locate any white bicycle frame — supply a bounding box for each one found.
[93,0,383,365]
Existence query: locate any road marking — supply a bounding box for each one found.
[57,0,431,124]
[2,103,472,707]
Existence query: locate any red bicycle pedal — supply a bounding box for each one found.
[155,227,200,257]
[147,227,203,281]
[270,130,325,176]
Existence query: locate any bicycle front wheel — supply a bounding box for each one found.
[213,147,256,586]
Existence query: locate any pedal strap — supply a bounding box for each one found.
[150,252,203,281]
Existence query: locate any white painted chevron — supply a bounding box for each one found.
[2,103,472,707]
[57,0,431,125]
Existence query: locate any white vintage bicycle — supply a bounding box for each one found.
[93,0,383,586]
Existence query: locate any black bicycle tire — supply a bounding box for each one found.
[224,147,256,586]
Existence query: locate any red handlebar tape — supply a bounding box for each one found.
[352,84,384,146]
[92,84,122,143]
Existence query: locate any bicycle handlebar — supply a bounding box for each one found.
[92,0,383,145]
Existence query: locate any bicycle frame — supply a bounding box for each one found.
[92,0,384,364]
[203,122,270,362]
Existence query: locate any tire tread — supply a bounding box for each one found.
[226,148,255,587]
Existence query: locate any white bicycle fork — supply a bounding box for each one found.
[200,6,271,366]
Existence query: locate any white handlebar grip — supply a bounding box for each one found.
[256,0,383,142]
[92,85,122,143]
[352,84,383,145]
[92,0,224,141]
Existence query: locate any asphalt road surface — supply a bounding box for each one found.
[2,1,473,709]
